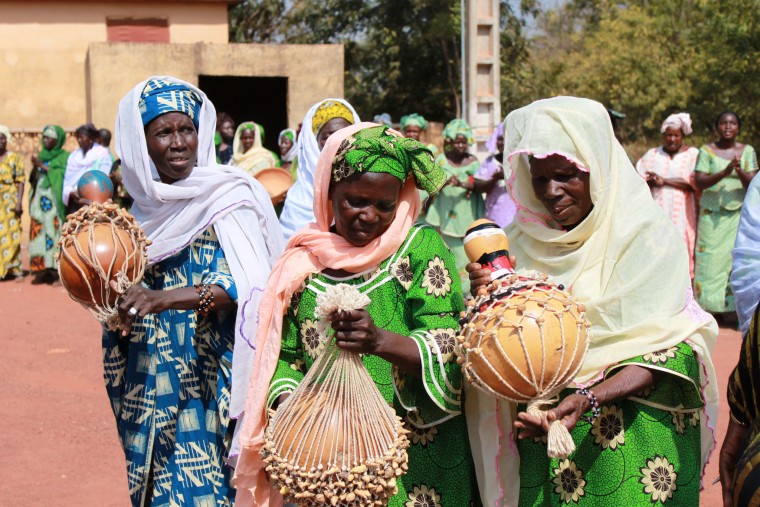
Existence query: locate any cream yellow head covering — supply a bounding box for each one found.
[231,121,278,175]
[467,96,719,506]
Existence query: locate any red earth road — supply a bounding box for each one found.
[0,275,740,506]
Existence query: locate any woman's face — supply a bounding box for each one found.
[42,135,57,151]
[662,127,683,154]
[496,135,505,154]
[717,113,739,141]
[317,118,352,150]
[77,132,94,151]
[529,154,593,230]
[452,134,468,155]
[0,134,7,152]
[240,129,255,153]
[218,120,235,143]
[145,112,198,184]
[279,136,293,156]
[330,172,402,247]
[404,125,421,141]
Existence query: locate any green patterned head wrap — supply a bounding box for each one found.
[400,113,428,131]
[443,118,473,144]
[331,125,446,195]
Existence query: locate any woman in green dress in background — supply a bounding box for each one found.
[233,123,480,507]
[424,119,484,291]
[28,125,69,283]
[694,111,758,320]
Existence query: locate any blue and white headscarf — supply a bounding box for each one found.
[138,78,202,128]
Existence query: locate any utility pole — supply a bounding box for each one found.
[464,0,501,159]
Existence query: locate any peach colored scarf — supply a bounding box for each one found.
[232,122,420,506]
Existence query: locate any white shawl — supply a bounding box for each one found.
[62,143,112,205]
[732,173,760,335]
[115,76,286,460]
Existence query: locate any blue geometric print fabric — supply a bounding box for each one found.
[139,78,202,128]
[103,228,238,506]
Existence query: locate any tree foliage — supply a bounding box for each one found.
[229,0,760,147]
[229,0,531,123]
[522,0,760,145]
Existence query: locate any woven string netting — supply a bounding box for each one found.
[262,284,410,506]
[456,273,591,458]
[57,202,149,331]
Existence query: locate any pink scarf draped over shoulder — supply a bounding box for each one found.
[232,122,420,506]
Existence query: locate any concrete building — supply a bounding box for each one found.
[464,0,501,158]
[0,0,344,155]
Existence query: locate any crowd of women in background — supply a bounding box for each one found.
[3,84,760,506]
[0,122,115,285]
[636,111,758,326]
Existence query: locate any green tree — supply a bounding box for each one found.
[229,0,289,43]
[518,0,760,147]
[230,0,532,123]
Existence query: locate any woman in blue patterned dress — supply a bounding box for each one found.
[104,76,285,506]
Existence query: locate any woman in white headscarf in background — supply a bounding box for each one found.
[467,97,718,506]
[107,76,285,506]
[277,128,297,175]
[278,98,359,238]
[636,113,699,278]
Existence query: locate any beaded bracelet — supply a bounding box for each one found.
[577,387,600,423]
[195,283,215,319]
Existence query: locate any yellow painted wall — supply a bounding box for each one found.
[87,42,345,138]
[0,1,228,130]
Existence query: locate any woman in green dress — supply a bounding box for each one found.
[233,123,480,507]
[28,125,69,283]
[467,97,718,506]
[694,111,758,320]
[424,119,484,290]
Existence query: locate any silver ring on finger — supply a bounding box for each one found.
[128,307,138,317]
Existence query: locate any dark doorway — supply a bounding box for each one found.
[198,75,288,155]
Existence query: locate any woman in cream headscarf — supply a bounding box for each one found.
[108,76,285,506]
[636,113,699,278]
[468,97,718,506]
[233,123,479,506]
[278,98,359,238]
[231,121,280,176]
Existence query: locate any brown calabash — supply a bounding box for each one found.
[465,286,589,402]
[275,390,392,469]
[59,222,139,307]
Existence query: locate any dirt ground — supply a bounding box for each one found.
[0,273,740,506]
